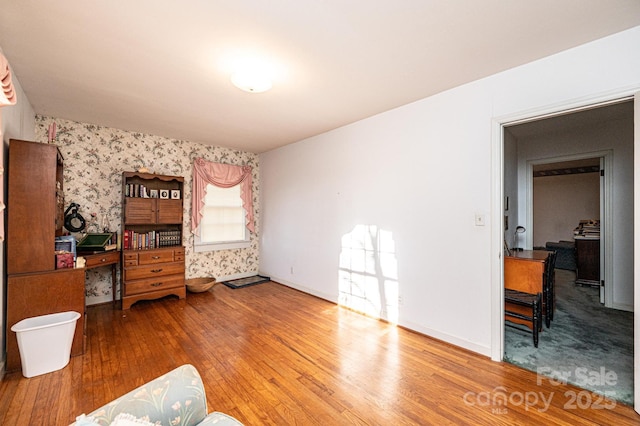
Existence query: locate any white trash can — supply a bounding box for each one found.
[11,311,81,378]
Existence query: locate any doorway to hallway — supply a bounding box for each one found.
[501,99,634,405]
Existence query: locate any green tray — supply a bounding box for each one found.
[77,233,113,250]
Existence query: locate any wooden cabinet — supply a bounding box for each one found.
[5,139,85,373]
[575,237,600,286]
[124,197,183,224]
[6,139,65,275]
[121,172,185,309]
[6,269,85,372]
[121,247,185,309]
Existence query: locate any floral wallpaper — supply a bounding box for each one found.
[35,115,260,305]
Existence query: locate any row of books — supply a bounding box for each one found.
[574,219,600,239]
[123,229,182,250]
[124,183,162,198]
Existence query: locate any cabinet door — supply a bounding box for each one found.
[576,239,600,282]
[7,140,59,274]
[125,198,156,224]
[6,268,85,372]
[157,199,183,224]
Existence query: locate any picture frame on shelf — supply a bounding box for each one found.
[159,189,169,199]
[149,189,159,198]
[171,189,181,199]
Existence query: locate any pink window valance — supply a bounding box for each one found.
[0,52,17,107]
[0,51,17,243]
[191,157,254,235]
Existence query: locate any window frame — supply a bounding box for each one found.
[193,183,251,252]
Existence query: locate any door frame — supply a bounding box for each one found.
[490,91,638,413]
[524,150,613,307]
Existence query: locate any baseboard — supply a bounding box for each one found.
[85,272,263,306]
[398,319,492,358]
[86,294,115,307]
[215,271,261,283]
[611,301,634,312]
[269,275,492,358]
[269,275,339,305]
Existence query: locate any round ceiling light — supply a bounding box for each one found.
[231,70,273,93]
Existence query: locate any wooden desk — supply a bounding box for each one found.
[504,250,550,294]
[81,250,120,305]
[505,250,552,332]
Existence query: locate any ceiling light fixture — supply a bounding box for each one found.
[228,55,275,93]
[231,70,272,93]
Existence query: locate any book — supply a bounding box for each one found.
[77,233,115,252]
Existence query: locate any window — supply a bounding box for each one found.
[194,183,250,252]
[191,158,254,251]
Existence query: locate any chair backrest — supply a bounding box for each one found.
[545,250,557,286]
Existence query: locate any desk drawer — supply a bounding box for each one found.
[174,248,185,262]
[139,250,175,265]
[125,274,184,296]
[124,252,138,267]
[84,251,120,268]
[124,261,185,281]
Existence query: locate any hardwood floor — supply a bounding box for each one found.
[1,281,638,425]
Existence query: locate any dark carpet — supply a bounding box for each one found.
[222,275,271,289]
[504,269,633,405]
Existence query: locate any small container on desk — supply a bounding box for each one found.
[55,252,74,269]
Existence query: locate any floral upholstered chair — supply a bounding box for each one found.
[73,364,243,426]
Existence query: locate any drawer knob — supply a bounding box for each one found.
[150,282,162,287]
[152,255,160,259]
[100,258,107,262]
[151,268,163,273]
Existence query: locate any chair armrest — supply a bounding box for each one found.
[197,412,244,425]
[80,364,208,426]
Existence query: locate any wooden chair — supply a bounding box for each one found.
[505,289,543,347]
[543,250,557,327]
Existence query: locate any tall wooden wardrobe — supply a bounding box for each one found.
[5,139,85,373]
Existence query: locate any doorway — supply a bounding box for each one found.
[500,99,634,405]
[530,155,606,303]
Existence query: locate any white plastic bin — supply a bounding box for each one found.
[11,311,80,378]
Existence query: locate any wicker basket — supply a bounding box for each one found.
[186,277,216,293]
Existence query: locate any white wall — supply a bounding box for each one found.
[1,72,35,142]
[533,173,600,247]
[0,53,36,376]
[259,26,640,356]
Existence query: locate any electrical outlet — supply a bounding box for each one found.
[290,266,294,274]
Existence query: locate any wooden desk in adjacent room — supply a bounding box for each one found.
[504,250,550,294]
[81,250,120,305]
[504,250,552,333]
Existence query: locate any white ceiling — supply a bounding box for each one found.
[1,1,639,153]
[507,99,635,140]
